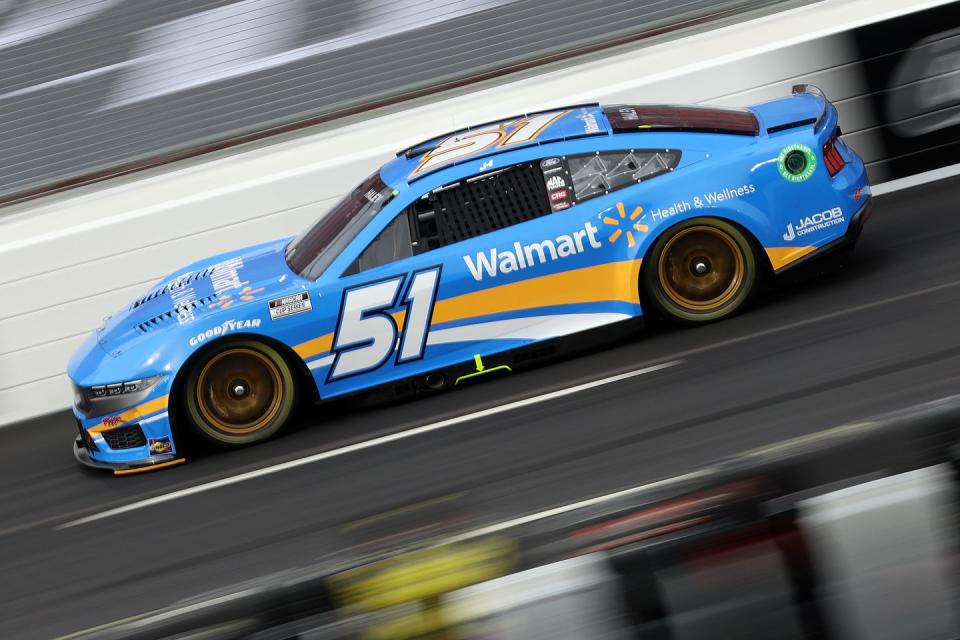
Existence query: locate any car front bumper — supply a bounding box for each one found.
[73,436,185,475]
[72,396,185,474]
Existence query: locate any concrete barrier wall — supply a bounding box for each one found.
[0,0,788,202]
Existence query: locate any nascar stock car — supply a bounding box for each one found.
[69,85,871,473]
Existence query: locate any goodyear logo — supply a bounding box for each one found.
[188,318,262,347]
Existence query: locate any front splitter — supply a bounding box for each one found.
[74,438,185,475]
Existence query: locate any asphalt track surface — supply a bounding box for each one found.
[3,176,960,638]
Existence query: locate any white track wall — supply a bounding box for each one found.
[0,0,950,426]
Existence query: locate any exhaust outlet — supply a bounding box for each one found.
[424,372,447,390]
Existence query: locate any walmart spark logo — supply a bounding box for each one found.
[208,286,265,310]
[238,285,265,301]
[603,202,648,247]
[208,295,234,310]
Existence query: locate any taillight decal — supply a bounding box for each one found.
[823,132,846,176]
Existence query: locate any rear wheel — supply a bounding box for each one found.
[643,218,758,324]
[184,340,298,447]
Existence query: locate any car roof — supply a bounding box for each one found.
[382,105,610,185]
[380,103,760,189]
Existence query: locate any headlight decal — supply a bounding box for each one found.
[76,375,165,420]
[92,378,150,398]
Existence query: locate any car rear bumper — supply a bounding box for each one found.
[774,197,872,275]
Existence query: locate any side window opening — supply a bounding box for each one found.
[347,160,558,273]
[432,162,550,244]
[411,194,441,255]
[410,161,550,256]
[344,210,414,276]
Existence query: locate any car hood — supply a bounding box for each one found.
[96,238,295,357]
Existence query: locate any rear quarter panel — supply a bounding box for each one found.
[618,120,868,274]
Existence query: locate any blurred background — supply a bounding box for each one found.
[0,0,788,202]
[2,0,960,638]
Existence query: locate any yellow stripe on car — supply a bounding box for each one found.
[89,395,169,434]
[294,259,642,361]
[765,246,817,270]
[113,458,186,475]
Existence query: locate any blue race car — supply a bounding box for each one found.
[69,85,871,473]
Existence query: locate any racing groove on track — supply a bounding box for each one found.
[2,177,960,638]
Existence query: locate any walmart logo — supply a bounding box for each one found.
[604,202,648,247]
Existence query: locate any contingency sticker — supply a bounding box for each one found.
[268,292,313,320]
[541,157,573,211]
[778,144,817,183]
[149,437,173,455]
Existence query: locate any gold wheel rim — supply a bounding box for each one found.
[196,348,283,435]
[658,225,745,312]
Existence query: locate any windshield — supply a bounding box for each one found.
[285,171,395,279]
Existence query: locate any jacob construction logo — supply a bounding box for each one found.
[783,207,844,241]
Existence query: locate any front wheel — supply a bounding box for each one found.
[642,218,758,324]
[184,340,298,447]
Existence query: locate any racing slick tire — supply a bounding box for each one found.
[643,218,758,324]
[183,340,299,447]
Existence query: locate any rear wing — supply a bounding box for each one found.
[792,84,830,133]
[752,85,837,136]
[604,104,760,136]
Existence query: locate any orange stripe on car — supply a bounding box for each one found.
[292,310,407,360]
[89,395,169,434]
[293,260,641,361]
[113,458,186,475]
[431,259,641,324]
[293,333,334,360]
[765,246,817,271]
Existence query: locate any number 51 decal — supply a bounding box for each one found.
[328,266,441,382]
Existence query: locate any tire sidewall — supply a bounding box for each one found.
[183,339,298,447]
[643,217,758,324]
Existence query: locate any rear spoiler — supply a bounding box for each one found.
[604,104,760,136]
[792,84,830,133]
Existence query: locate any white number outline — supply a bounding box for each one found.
[410,110,570,177]
[327,266,442,382]
[397,266,442,364]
